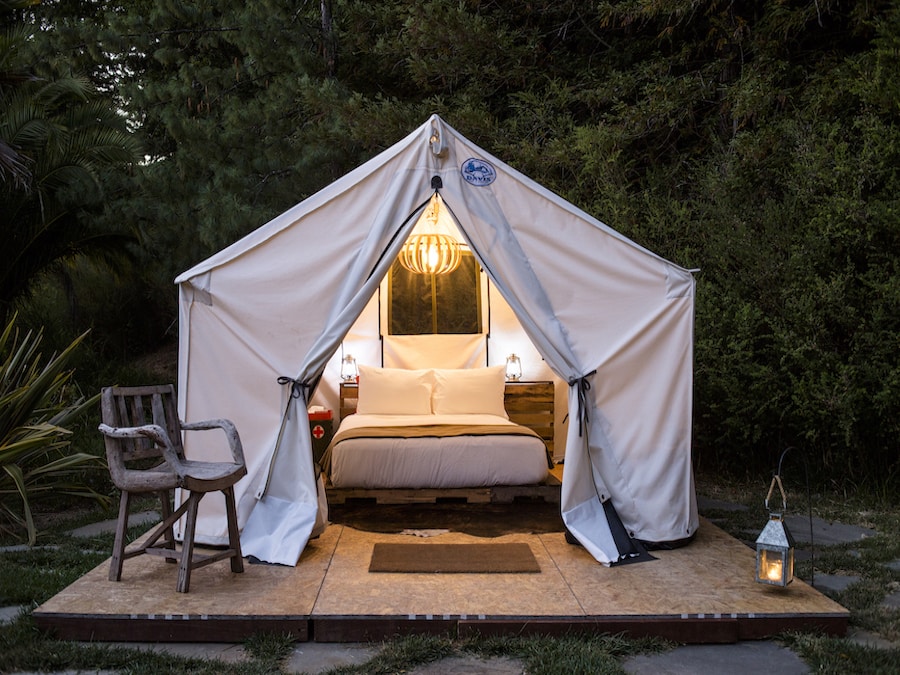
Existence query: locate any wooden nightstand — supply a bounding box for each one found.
[504,381,555,455]
[339,381,358,421]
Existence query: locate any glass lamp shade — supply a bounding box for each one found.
[340,354,358,382]
[505,354,523,382]
[398,233,462,275]
[755,513,795,586]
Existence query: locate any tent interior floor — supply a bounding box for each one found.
[33,514,847,644]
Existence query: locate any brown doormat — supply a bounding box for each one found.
[369,542,540,573]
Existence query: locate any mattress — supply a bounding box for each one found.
[324,413,551,489]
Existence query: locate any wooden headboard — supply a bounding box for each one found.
[338,380,555,454]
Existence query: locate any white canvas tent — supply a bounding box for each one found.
[174,115,699,566]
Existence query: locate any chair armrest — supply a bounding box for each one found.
[180,418,245,467]
[98,423,188,476]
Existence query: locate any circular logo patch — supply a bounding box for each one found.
[461,158,497,186]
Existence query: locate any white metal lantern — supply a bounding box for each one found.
[505,354,523,382]
[755,475,796,587]
[340,354,358,382]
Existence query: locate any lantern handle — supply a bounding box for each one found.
[765,474,787,512]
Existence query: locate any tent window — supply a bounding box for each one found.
[388,252,482,335]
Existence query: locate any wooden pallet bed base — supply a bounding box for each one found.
[326,472,562,505]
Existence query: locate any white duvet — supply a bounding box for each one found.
[328,413,550,489]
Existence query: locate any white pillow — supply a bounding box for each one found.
[432,366,508,417]
[356,365,433,415]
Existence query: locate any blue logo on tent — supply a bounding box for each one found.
[461,158,496,186]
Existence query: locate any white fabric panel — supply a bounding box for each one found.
[175,114,698,565]
[383,334,486,369]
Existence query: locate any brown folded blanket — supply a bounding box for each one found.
[319,423,552,476]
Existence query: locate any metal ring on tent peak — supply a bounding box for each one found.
[568,370,597,437]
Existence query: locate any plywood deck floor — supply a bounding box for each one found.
[33,519,847,644]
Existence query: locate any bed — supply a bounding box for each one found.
[320,365,554,491]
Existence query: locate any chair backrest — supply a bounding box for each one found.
[100,385,183,485]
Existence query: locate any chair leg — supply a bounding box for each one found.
[109,491,131,582]
[223,486,244,573]
[176,491,201,593]
[158,489,177,562]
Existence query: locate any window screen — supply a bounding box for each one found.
[388,253,482,335]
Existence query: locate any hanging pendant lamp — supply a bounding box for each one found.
[398,194,462,276]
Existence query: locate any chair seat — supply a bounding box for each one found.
[179,460,247,492]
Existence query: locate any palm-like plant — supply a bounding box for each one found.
[0,315,108,544]
[0,2,141,318]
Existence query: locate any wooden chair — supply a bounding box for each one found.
[98,384,246,593]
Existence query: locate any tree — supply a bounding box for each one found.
[18,0,900,491]
[0,1,140,320]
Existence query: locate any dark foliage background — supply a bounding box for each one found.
[3,0,898,493]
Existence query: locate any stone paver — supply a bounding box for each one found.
[405,655,525,675]
[67,511,159,538]
[882,591,900,610]
[623,641,810,675]
[812,573,861,594]
[105,641,249,664]
[0,544,33,553]
[285,642,380,673]
[0,605,26,624]
[784,515,875,546]
[849,628,898,650]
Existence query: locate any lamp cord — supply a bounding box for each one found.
[775,446,814,587]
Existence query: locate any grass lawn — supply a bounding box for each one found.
[0,473,897,674]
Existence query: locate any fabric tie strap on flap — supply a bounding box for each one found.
[277,376,310,399]
[568,370,597,437]
[277,376,311,411]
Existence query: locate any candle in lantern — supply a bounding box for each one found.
[765,558,783,582]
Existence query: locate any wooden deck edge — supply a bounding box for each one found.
[33,610,847,644]
[32,612,309,642]
[311,613,849,644]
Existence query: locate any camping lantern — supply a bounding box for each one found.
[340,354,358,382]
[505,354,523,382]
[755,475,795,587]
